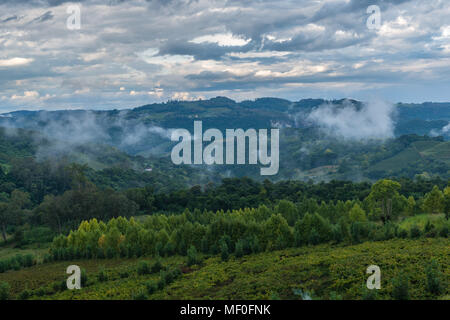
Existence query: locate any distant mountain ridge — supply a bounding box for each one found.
[1,97,450,135]
[0,97,448,183]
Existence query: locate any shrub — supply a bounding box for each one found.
[362,287,378,300]
[52,280,66,292]
[106,247,116,259]
[424,221,437,237]
[391,273,410,300]
[80,268,88,287]
[97,268,108,282]
[424,220,433,233]
[160,269,174,284]
[439,225,448,238]
[145,281,158,294]
[220,242,229,262]
[361,285,378,300]
[235,240,245,258]
[119,270,130,278]
[270,292,281,300]
[11,259,20,271]
[171,267,182,279]
[159,267,182,288]
[425,260,443,295]
[18,289,31,300]
[383,222,397,240]
[187,245,199,266]
[350,222,363,243]
[43,253,53,263]
[151,260,163,273]
[137,261,151,275]
[332,224,344,243]
[248,236,260,254]
[0,282,10,300]
[23,227,55,245]
[22,254,35,267]
[157,278,165,290]
[0,254,36,273]
[200,237,209,254]
[308,228,320,245]
[132,290,148,300]
[425,228,437,238]
[35,287,46,297]
[398,228,408,239]
[329,291,343,300]
[410,225,421,238]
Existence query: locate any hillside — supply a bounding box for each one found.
[0,122,448,186]
[0,127,222,194]
[1,238,448,300]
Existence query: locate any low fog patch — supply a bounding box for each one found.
[306,100,396,140]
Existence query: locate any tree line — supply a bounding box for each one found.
[48,178,449,262]
[0,158,448,246]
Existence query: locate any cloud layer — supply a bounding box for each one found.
[0,0,449,112]
[307,100,396,140]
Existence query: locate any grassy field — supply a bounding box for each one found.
[399,214,447,230]
[0,238,448,300]
[0,243,49,261]
[370,147,422,172]
[369,140,450,174]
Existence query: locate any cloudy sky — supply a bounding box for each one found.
[0,0,449,112]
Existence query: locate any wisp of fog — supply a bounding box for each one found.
[306,100,396,140]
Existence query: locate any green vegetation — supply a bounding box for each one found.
[0,107,448,300]
[392,273,410,300]
[0,238,447,300]
[42,178,448,266]
[0,281,10,300]
[425,260,444,295]
[0,253,36,273]
[0,176,435,300]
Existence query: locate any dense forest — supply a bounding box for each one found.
[0,156,448,242]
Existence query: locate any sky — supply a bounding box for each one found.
[0,0,449,112]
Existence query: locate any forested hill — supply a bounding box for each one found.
[0,97,448,185]
[1,98,450,135]
[0,127,222,197]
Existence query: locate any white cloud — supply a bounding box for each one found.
[171,92,204,101]
[11,90,40,100]
[81,50,107,62]
[307,100,396,140]
[148,88,164,98]
[378,16,417,38]
[228,51,291,58]
[0,57,33,67]
[190,33,250,46]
